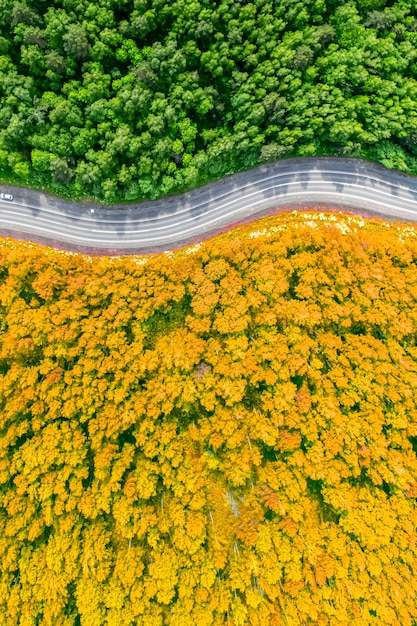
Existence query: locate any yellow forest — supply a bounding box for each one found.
[0,210,417,626]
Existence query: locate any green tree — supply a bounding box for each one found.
[50,156,74,183]
[63,24,90,60]
[31,149,53,172]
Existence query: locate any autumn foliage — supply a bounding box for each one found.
[1,211,417,625]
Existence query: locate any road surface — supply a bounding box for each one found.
[1,157,417,255]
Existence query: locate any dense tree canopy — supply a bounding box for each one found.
[1,211,417,624]
[1,1,417,201]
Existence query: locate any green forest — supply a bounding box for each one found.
[1,0,417,202]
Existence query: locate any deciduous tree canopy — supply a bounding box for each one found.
[1,211,417,624]
[1,1,417,201]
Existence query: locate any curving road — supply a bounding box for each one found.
[1,157,417,255]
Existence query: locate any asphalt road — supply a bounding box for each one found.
[1,157,417,255]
